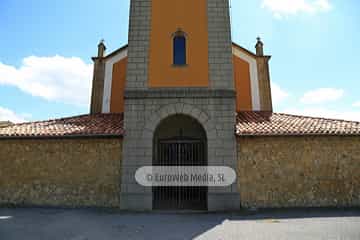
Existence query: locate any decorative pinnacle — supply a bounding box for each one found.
[97,39,106,58]
[99,39,105,45]
[255,36,264,56]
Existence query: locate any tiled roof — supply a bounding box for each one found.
[1,112,359,139]
[0,121,13,128]
[0,114,124,138]
[236,111,360,136]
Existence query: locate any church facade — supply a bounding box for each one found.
[1,0,360,211]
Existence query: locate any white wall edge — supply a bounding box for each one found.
[102,49,128,113]
[232,47,261,111]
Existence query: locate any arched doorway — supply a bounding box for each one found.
[153,114,207,210]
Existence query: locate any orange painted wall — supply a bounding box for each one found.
[109,55,253,112]
[110,57,128,113]
[148,0,209,87]
[233,55,253,111]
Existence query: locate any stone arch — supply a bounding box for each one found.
[142,103,217,143]
[135,103,222,168]
[153,114,207,145]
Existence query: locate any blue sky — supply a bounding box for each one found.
[0,0,359,122]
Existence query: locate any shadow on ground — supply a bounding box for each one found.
[0,208,359,240]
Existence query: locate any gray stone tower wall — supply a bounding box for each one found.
[208,0,234,89]
[120,0,240,211]
[126,0,151,90]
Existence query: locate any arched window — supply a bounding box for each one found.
[173,34,186,66]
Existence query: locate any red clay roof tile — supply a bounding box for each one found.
[1,112,359,138]
[236,111,360,136]
[0,114,123,138]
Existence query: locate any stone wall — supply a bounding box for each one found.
[122,0,238,211]
[237,136,360,208]
[0,138,122,208]
[2,133,359,210]
[121,89,239,211]
[256,56,273,111]
[207,0,234,89]
[126,0,234,90]
[126,0,151,89]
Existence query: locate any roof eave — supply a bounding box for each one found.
[0,134,124,140]
[104,44,129,60]
[236,133,360,137]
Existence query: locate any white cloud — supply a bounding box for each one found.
[353,101,360,107]
[0,106,26,123]
[271,82,289,104]
[262,0,332,18]
[268,83,359,122]
[300,88,344,104]
[0,56,93,106]
[284,107,360,122]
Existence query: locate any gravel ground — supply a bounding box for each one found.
[0,208,359,240]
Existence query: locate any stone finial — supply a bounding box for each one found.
[255,37,264,56]
[90,39,106,114]
[97,39,106,58]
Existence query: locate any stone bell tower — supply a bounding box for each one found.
[120,0,240,211]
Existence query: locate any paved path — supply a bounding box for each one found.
[0,208,359,240]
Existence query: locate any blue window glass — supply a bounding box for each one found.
[173,36,186,65]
